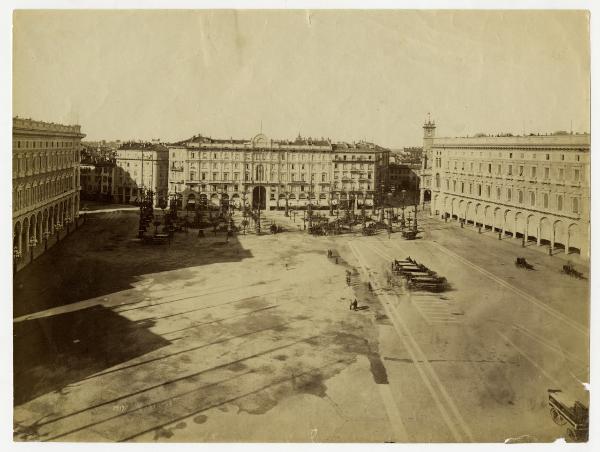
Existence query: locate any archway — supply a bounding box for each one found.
[539,217,552,246]
[423,189,431,202]
[13,222,22,254]
[553,220,567,251]
[252,186,267,210]
[186,193,197,211]
[567,223,581,255]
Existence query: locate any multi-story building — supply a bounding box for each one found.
[389,162,420,200]
[12,117,85,266]
[420,119,590,259]
[80,162,115,201]
[112,142,169,206]
[167,133,389,211]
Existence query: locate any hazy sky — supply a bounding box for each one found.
[13,10,590,147]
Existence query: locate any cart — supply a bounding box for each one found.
[548,390,588,442]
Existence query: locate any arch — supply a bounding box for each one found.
[13,221,22,254]
[539,217,552,246]
[526,214,537,242]
[210,193,219,206]
[252,186,267,210]
[22,217,30,252]
[36,211,43,242]
[474,203,482,227]
[515,211,526,239]
[493,207,502,232]
[567,223,581,255]
[458,199,465,219]
[465,201,473,224]
[484,205,493,229]
[553,220,567,251]
[503,209,514,237]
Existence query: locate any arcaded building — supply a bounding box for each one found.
[420,119,590,259]
[167,133,390,211]
[12,117,85,266]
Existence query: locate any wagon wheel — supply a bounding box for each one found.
[566,428,578,442]
[550,407,567,426]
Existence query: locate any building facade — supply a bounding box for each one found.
[80,162,115,201]
[12,117,85,265]
[420,119,590,259]
[113,142,169,206]
[167,133,390,211]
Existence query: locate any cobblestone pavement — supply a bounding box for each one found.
[13,209,589,442]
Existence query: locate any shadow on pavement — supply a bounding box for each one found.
[14,305,170,405]
[13,212,253,317]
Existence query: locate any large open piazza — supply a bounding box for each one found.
[12,208,589,442]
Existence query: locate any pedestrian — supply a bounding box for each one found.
[352,299,358,311]
[368,282,373,292]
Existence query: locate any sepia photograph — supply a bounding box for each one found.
[8,4,594,446]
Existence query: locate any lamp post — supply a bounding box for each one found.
[28,237,38,264]
[13,247,21,275]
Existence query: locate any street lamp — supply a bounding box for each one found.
[28,237,38,264]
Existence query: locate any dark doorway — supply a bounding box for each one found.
[423,190,431,202]
[252,186,267,210]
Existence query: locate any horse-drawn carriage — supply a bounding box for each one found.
[562,263,584,279]
[515,257,534,270]
[391,257,449,292]
[548,390,588,442]
[401,229,418,240]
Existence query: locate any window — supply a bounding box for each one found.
[572,197,579,214]
[486,186,491,198]
[488,163,492,173]
[223,172,229,180]
[574,169,580,181]
[531,166,537,178]
[191,153,195,159]
[496,187,501,199]
[543,193,549,208]
[519,165,523,176]
[190,171,196,180]
[544,167,549,179]
[507,188,512,202]
[557,195,563,211]
[497,164,501,175]
[460,182,464,193]
[518,190,523,203]
[453,180,457,192]
[508,165,512,176]
[559,168,564,180]
[477,184,482,196]
[546,154,550,160]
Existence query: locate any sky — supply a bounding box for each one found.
[12,10,590,147]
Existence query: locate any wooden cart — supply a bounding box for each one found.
[548,390,588,442]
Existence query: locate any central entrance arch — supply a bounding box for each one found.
[252,186,267,210]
